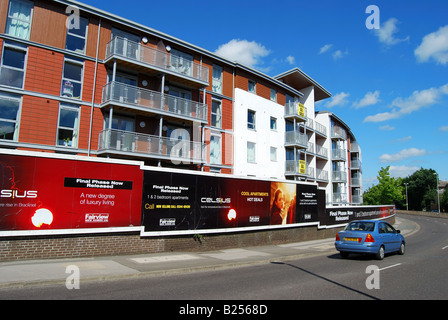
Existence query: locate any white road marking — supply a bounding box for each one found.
[378,263,402,271]
[442,245,448,250]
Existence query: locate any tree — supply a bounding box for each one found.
[364,166,405,205]
[402,168,437,211]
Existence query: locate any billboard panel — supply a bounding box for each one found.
[141,170,320,233]
[0,154,143,231]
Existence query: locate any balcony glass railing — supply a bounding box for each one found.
[332,148,347,161]
[285,102,306,120]
[98,129,205,163]
[102,82,208,122]
[285,131,308,148]
[332,170,347,182]
[105,37,209,85]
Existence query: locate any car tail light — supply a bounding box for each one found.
[336,233,340,241]
[365,233,375,242]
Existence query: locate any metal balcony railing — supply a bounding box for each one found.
[105,37,209,85]
[332,148,347,161]
[285,102,306,121]
[332,170,347,183]
[98,129,205,163]
[285,131,308,148]
[102,82,208,123]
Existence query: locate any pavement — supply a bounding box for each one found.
[0,215,419,289]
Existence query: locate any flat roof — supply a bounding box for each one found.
[274,68,332,102]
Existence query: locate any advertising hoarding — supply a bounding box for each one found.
[0,154,142,232]
[141,170,320,234]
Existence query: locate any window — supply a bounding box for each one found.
[211,99,222,128]
[210,134,221,165]
[247,110,256,130]
[61,57,83,99]
[212,65,223,94]
[270,117,277,130]
[247,142,256,163]
[248,80,256,93]
[5,0,33,40]
[270,147,277,162]
[0,93,21,141]
[66,16,88,54]
[270,89,277,102]
[57,104,80,147]
[0,42,27,88]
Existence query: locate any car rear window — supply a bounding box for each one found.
[344,221,375,232]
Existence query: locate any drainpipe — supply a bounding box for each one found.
[87,18,101,156]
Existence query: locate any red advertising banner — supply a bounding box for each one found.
[0,154,143,231]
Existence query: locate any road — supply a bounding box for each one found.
[1,213,448,301]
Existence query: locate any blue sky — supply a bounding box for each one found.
[81,0,448,186]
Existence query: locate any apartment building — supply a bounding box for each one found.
[0,0,362,205]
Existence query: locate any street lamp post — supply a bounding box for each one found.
[404,183,409,211]
[435,172,441,214]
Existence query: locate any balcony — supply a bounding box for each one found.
[350,159,362,170]
[315,121,327,137]
[285,102,306,121]
[331,126,347,140]
[105,37,209,87]
[98,129,205,163]
[332,170,347,183]
[332,148,347,161]
[101,82,208,123]
[351,194,363,204]
[351,177,362,186]
[333,193,348,204]
[285,161,314,178]
[316,145,328,158]
[285,131,308,148]
[316,169,329,182]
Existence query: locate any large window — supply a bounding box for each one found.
[0,42,27,88]
[61,57,83,99]
[247,109,256,130]
[5,0,33,40]
[210,134,221,165]
[247,141,256,163]
[57,104,80,147]
[212,64,223,94]
[211,99,222,128]
[65,16,88,54]
[0,93,21,141]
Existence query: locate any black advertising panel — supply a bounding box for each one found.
[141,170,322,233]
[296,184,319,224]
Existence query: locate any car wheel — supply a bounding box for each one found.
[340,252,349,259]
[398,242,405,255]
[376,246,385,260]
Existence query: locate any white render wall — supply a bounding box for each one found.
[233,88,286,179]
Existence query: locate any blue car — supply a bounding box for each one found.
[335,220,405,260]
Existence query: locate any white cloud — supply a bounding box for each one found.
[214,39,270,69]
[379,148,426,163]
[353,90,381,108]
[374,18,410,46]
[286,55,296,65]
[325,92,350,108]
[389,165,420,178]
[319,44,333,54]
[332,49,349,60]
[364,83,448,122]
[394,136,413,143]
[379,125,395,131]
[415,25,448,65]
[440,126,448,132]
